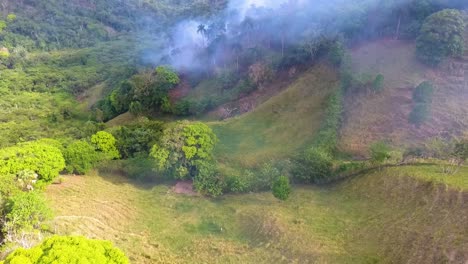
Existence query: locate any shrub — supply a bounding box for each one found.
[416,9,465,65]
[372,74,384,93]
[312,90,343,154]
[1,236,129,264]
[412,81,434,103]
[3,191,52,234]
[225,174,250,193]
[64,141,99,175]
[293,148,333,183]
[369,141,391,166]
[91,131,120,160]
[0,141,65,183]
[193,160,225,197]
[272,176,291,201]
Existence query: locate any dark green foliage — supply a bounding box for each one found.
[2,236,129,264]
[452,137,468,165]
[416,9,465,65]
[99,66,180,120]
[64,140,98,175]
[4,191,52,233]
[372,74,385,93]
[193,160,225,197]
[312,89,343,154]
[413,81,434,103]
[293,148,334,184]
[0,141,65,183]
[272,176,291,201]
[369,141,392,165]
[110,120,164,159]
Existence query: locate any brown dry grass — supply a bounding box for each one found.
[339,39,468,156]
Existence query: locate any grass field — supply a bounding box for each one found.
[45,165,468,263]
[340,39,468,156]
[209,64,338,168]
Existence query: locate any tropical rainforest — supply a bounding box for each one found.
[0,0,467,263]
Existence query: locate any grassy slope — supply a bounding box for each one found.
[45,165,468,263]
[340,39,468,155]
[209,64,338,168]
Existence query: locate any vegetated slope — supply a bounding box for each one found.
[45,165,468,263]
[209,64,339,168]
[339,38,468,155]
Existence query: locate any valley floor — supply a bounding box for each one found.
[45,165,468,263]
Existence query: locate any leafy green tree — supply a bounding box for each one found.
[416,9,465,65]
[91,131,120,160]
[272,176,291,201]
[151,121,217,180]
[3,191,52,236]
[369,141,391,167]
[1,236,129,264]
[0,141,65,183]
[293,147,333,183]
[64,141,98,175]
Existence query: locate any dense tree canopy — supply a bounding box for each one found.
[91,131,120,160]
[63,140,98,175]
[1,236,129,264]
[151,121,217,180]
[0,141,65,182]
[416,9,465,65]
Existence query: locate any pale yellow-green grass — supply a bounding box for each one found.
[45,165,468,263]
[209,65,338,168]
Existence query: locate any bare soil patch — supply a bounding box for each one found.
[173,180,197,196]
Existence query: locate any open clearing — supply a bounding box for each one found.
[45,165,468,263]
[340,39,468,155]
[209,64,338,168]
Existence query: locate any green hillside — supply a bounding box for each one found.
[0,0,467,263]
[45,165,468,263]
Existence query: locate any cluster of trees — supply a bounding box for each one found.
[0,131,122,248]
[0,0,226,51]
[97,66,180,121]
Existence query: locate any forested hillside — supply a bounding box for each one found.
[0,0,467,263]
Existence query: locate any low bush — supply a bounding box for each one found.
[293,148,334,184]
[272,176,291,201]
[3,191,52,235]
